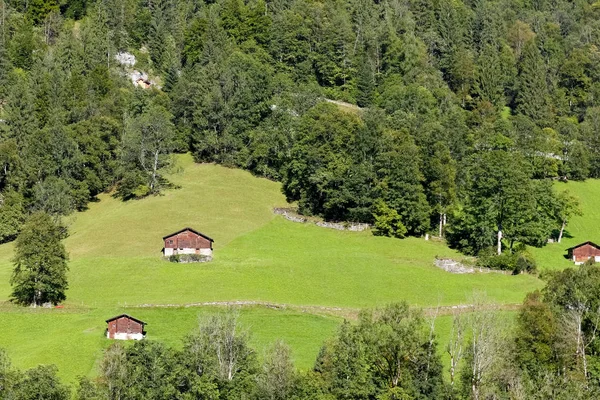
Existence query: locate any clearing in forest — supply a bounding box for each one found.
[0,154,542,381]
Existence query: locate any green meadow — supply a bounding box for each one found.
[0,154,546,382]
[0,305,341,382]
[530,179,600,270]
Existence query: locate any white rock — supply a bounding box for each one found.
[115,52,136,67]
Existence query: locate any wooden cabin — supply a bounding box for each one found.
[162,228,214,257]
[106,314,146,340]
[136,78,151,88]
[567,241,600,264]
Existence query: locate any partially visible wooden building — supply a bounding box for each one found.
[163,228,214,257]
[567,241,600,264]
[106,314,147,340]
[136,78,151,89]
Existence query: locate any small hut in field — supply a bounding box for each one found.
[162,228,214,257]
[566,241,600,265]
[106,314,147,340]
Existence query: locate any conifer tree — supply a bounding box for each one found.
[356,51,375,107]
[4,71,37,144]
[0,33,10,99]
[0,190,25,243]
[26,0,59,25]
[163,64,179,93]
[475,44,505,108]
[7,16,37,70]
[516,41,551,124]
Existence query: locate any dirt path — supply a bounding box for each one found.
[130,300,523,320]
[0,299,522,320]
[323,98,363,113]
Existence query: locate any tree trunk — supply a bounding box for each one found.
[151,149,160,192]
[558,220,566,243]
[497,230,502,255]
[425,309,438,382]
[32,277,38,308]
[439,212,443,237]
[472,381,479,400]
[576,312,588,380]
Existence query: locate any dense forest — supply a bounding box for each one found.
[3,263,600,399]
[0,0,599,257]
[2,1,600,397]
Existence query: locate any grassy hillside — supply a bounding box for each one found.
[531,179,600,270]
[0,154,542,382]
[0,306,340,382]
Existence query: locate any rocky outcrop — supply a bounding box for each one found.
[115,52,136,67]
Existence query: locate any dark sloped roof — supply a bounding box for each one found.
[566,241,600,251]
[162,227,214,242]
[105,314,147,325]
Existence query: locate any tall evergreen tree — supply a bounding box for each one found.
[0,32,10,99]
[516,41,552,125]
[3,71,37,144]
[475,44,505,108]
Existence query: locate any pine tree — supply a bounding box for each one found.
[0,190,25,243]
[10,212,69,307]
[0,31,10,99]
[7,16,37,70]
[356,51,375,107]
[516,41,551,125]
[475,44,505,108]
[163,64,178,93]
[4,71,38,145]
[26,0,59,25]
[81,2,111,70]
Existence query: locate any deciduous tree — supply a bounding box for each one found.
[10,212,69,307]
[554,190,582,243]
[120,102,175,197]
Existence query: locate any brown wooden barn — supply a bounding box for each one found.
[162,227,214,257]
[567,241,600,264]
[106,314,147,340]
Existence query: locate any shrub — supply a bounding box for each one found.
[115,171,148,200]
[477,248,537,275]
[372,200,407,239]
[514,253,537,274]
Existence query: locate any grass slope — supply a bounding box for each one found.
[531,179,600,270]
[50,218,540,309]
[0,306,340,382]
[0,154,542,382]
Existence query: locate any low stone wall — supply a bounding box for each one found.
[434,258,475,274]
[434,258,508,274]
[273,208,307,223]
[315,221,371,232]
[273,208,371,232]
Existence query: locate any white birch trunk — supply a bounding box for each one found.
[497,230,502,255]
[151,149,160,191]
[558,220,566,243]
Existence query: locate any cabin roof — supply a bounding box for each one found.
[162,227,214,242]
[566,241,600,251]
[105,314,147,325]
